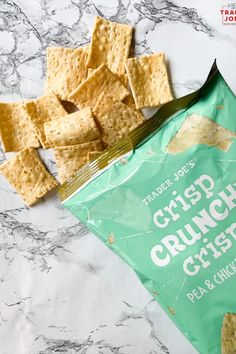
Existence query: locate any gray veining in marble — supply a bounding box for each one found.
[0,1,236,353]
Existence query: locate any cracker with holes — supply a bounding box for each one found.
[24,91,67,149]
[54,140,103,183]
[222,313,236,354]
[0,102,39,152]
[86,16,133,75]
[93,92,144,146]
[68,64,129,109]
[46,46,89,100]
[0,148,58,206]
[125,53,173,109]
[44,108,100,148]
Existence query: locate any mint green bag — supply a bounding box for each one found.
[60,63,236,354]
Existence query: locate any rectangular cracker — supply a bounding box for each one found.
[86,16,133,75]
[0,102,39,152]
[44,108,100,147]
[68,64,129,109]
[222,313,236,354]
[125,53,173,109]
[54,140,103,183]
[93,92,145,146]
[166,114,236,154]
[46,46,89,100]
[0,148,58,206]
[24,91,68,149]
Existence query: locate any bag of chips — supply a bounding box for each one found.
[59,62,236,354]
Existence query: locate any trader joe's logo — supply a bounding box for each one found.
[220,3,236,24]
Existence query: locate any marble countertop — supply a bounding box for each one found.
[0,1,236,353]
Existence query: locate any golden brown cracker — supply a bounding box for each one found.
[0,148,58,206]
[46,46,89,100]
[68,64,129,109]
[44,108,100,147]
[0,102,39,152]
[93,92,144,146]
[125,53,173,109]
[86,16,133,75]
[25,91,68,149]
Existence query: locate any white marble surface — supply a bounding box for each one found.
[0,1,236,353]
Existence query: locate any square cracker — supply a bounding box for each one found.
[93,92,145,147]
[86,16,133,75]
[24,91,68,149]
[166,114,236,154]
[44,108,100,148]
[46,46,89,100]
[68,64,129,109]
[0,102,39,152]
[0,148,58,206]
[125,53,173,109]
[222,313,236,354]
[54,140,103,183]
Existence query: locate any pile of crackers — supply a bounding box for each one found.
[0,16,173,206]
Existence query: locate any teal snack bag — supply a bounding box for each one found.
[59,63,236,354]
